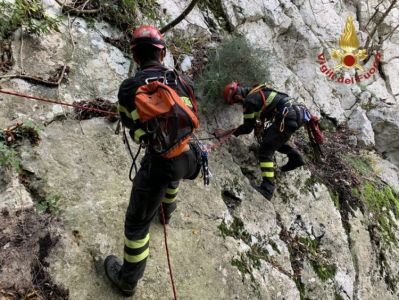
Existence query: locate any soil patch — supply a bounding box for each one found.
[0,208,68,300]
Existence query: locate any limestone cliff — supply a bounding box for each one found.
[1,1,399,299]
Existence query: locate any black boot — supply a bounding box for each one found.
[104,255,137,297]
[256,180,275,200]
[280,151,305,172]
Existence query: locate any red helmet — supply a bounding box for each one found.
[223,81,240,104]
[131,25,165,49]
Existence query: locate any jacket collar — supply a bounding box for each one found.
[140,61,165,71]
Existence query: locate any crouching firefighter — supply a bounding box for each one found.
[104,25,203,297]
[218,81,311,200]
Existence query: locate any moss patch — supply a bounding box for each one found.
[342,154,373,176]
[218,217,250,241]
[319,118,337,132]
[356,181,399,293]
[328,190,340,210]
[298,236,318,256]
[311,261,337,282]
[278,215,338,297]
[219,216,278,294]
[232,256,251,276]
[361,182,399,246]
[300,175,319,194]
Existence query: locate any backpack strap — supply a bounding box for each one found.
[248,84,269,120]
[164,69,178,86]
[179,76,198,115]
[142,66,198,115]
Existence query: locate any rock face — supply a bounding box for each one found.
[368,106,399,167]
[348,107,375,148]
[1,1,399,300]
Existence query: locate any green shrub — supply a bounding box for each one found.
[0,142,21,172]
[196,35,270,108]
[37,194,61,214]
[0,0,60,40]
[96,0,158,32]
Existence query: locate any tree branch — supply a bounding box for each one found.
[365,0,398,49]
[0,65,68,87]
[160,0,200,34]
[54,0,101,14]
[363,0,384,30]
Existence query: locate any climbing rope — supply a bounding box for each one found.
[0,89,118,116]
[160,203,178,300]
[1,88,237,300]
[204,129,236,152]
[122,129,178,300]
[0,88,180,298]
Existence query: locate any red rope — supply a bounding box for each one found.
[1,88,233,299]
[205,129,236,152]
[0,89,118,116]
[160,203,178,300]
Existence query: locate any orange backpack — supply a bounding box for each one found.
[135,75,199,158]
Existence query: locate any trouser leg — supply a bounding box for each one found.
[258,123,294,199]
[159,180,179,224]
[278,143,296,155]
[118,148,199,284]
[278,143,304,172]
[120,161,169,285]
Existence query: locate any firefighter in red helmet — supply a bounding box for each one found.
[219,81,309,200]
[103,25,201,297]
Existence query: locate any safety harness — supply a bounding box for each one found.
[247,84,280,142]
[246,85,323,158]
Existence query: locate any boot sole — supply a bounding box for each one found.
[255,186,273,200]
[104,256,136,297]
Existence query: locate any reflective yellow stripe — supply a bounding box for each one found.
[117,104,131,119]
[262,171,274,178]
[134,128,146,144]
[162,197,176,204]
[266,91,277,105]
[181,96,193,108]
[118,105,140,121]
[260,162,274,168]
[255,111,262,119]
[131,109,139,121]
[124,248,149,263]
[125,234,150,249]
[244,113,255,119]
[166,187,178,195]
